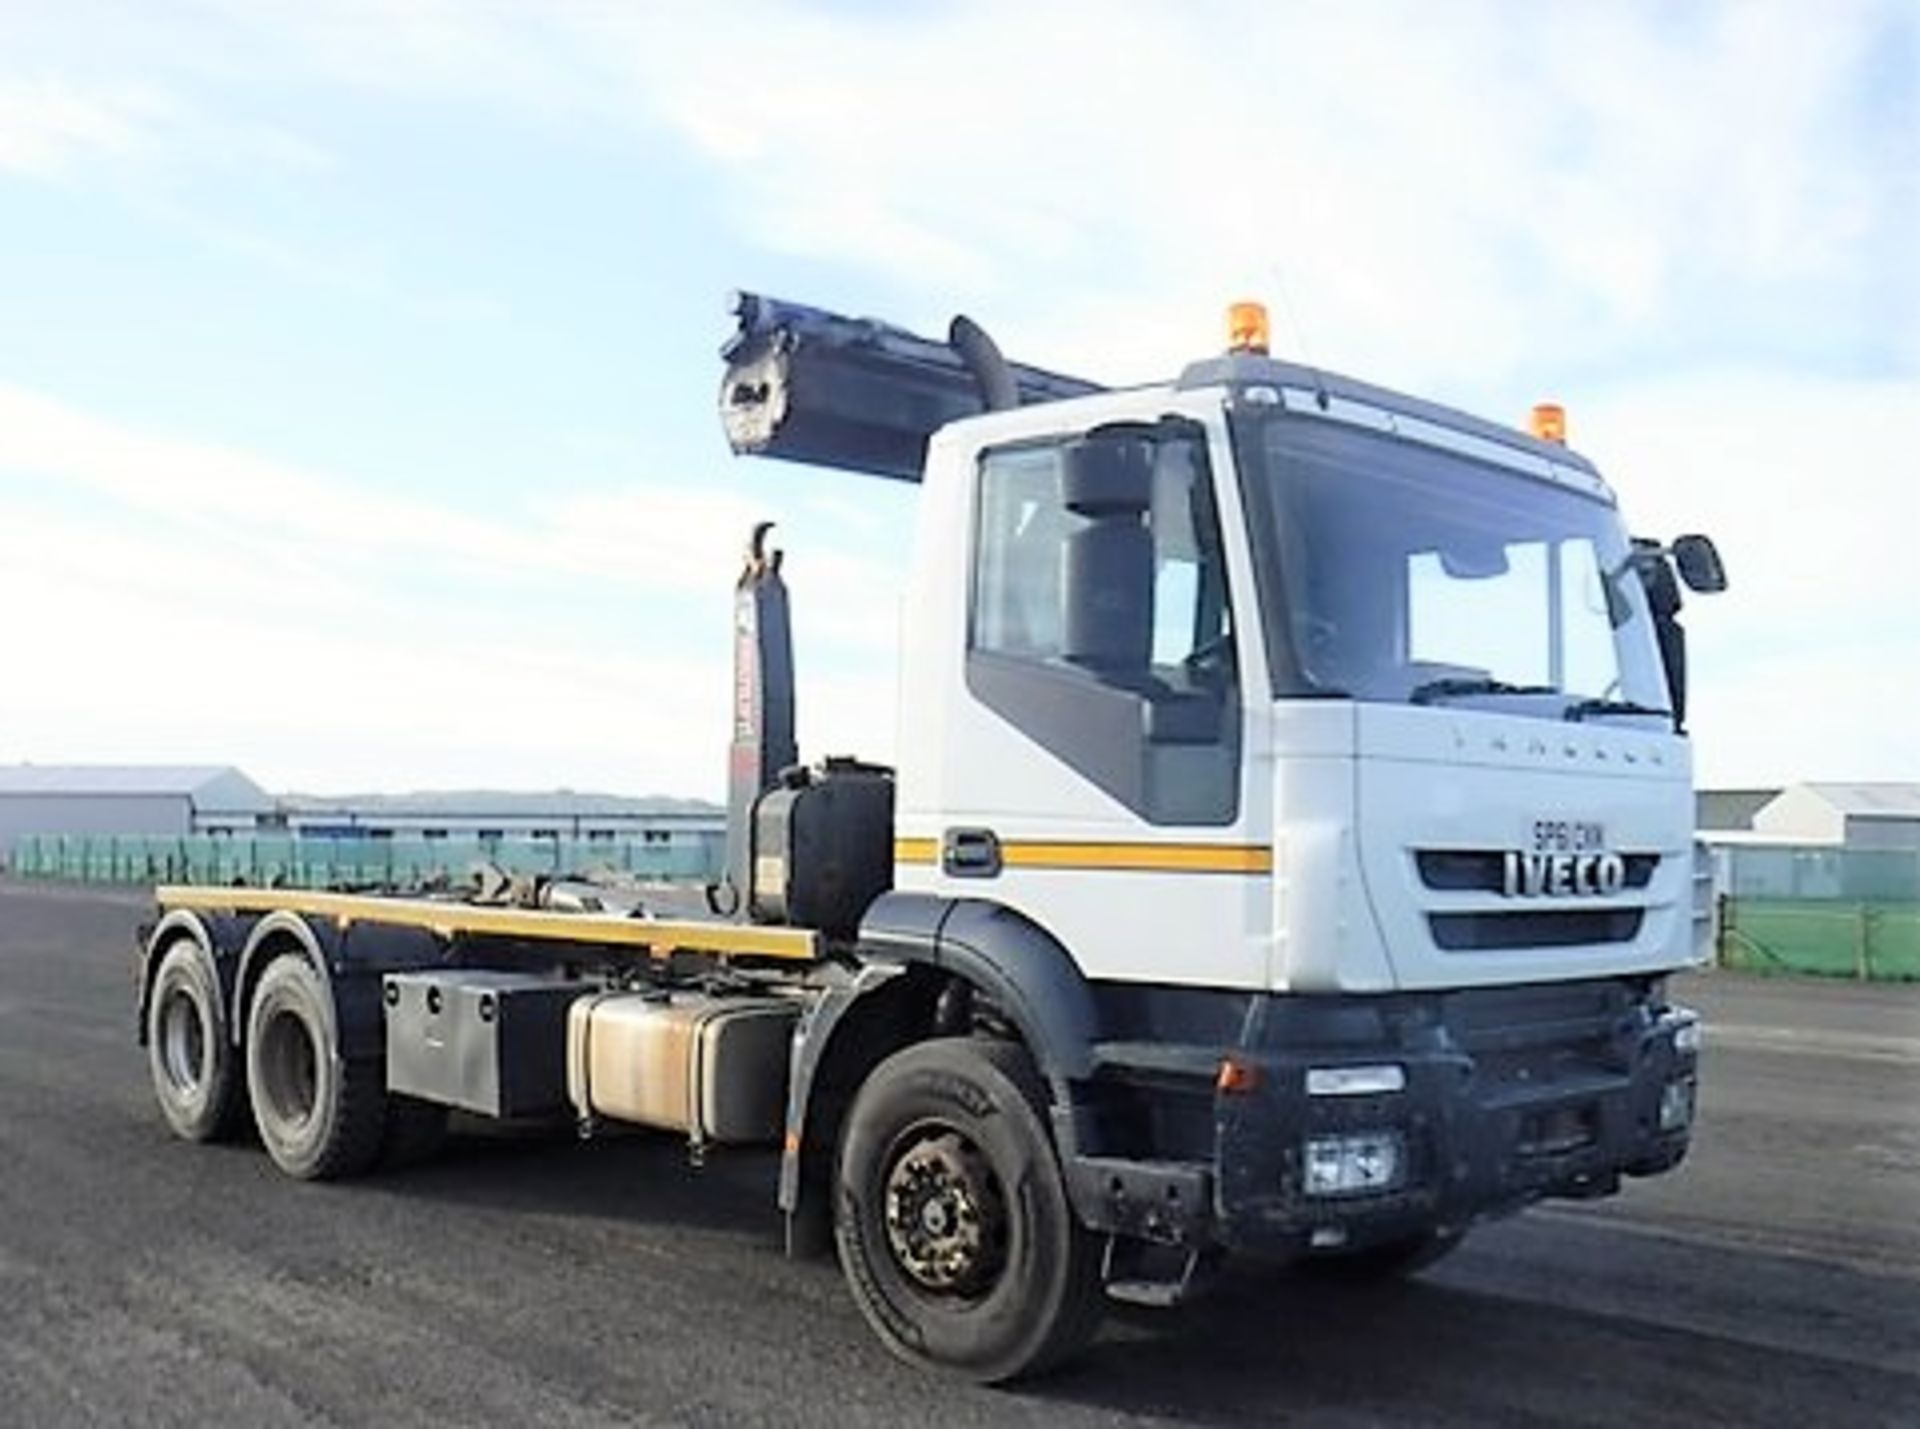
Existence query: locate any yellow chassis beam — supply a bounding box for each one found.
[153,885,820,962]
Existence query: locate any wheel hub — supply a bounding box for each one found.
[883,1129,1008,1295]
[259,1007,319,1128]
[159,990,205,1094]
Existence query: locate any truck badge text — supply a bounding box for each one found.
[1501,851,1626,897]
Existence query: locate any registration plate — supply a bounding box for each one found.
[1530,819,1606,854]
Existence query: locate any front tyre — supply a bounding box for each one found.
[834,1038,1103,1383]
[244,954,387,1180]
[146,937,246,1142]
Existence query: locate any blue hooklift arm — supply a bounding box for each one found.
[718,292,1105,482]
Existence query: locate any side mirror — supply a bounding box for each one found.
[1062,431,1154,516]
[1671,533,1727,593]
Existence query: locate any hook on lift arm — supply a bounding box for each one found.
[746,520,780,580]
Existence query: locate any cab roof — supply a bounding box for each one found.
[1176,353,1601,476]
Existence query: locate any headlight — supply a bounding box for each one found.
[1302,1131,1405,1196]
[1658,1077,1696,1133]
[1306,1064,1406,1097]
[1673,1017,1702,1055]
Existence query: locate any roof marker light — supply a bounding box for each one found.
[1227,301,1270,355]
[1530,402,1567,444]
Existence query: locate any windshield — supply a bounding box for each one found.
[1232,413,1669,719]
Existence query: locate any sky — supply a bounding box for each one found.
[0,0,1914,799]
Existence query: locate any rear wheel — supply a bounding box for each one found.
[146,938,246,1142]
[245,954,387,1180]
[834,1038,1104,1383]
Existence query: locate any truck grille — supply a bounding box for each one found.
[1428,909,1645,950]
[1416,850,1659,893]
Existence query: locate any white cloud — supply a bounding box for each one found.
[22,3,1902,383]
[0,384,756,594]
[0,77,160,176]
[0,71,331,182]
[0,534,730,793]
[0,385,909,794]
[1577,373,1920,785]
[542,0,1907,390]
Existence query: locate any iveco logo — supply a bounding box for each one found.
[1501,851,1626,897]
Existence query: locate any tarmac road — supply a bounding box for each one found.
[1,877,1916,1427]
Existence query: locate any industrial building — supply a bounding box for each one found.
[1,764,725,880]
[0,764,275,844]
[1747,783,1920,851]
[278,790,725,867]
[278,789,719,842]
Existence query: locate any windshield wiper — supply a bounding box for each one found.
[1563,697,1672,723]
[1408,677,1559,706]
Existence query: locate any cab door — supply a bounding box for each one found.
[894,406,1274,993]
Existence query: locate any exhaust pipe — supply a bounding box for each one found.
[948,314,1019,413]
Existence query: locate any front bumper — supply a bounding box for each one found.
[1068,978,1697,1257]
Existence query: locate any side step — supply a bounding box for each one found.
[1102,1238,1209,1308]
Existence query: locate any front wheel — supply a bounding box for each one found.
[834,1038,1104,1383]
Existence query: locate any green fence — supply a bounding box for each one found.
[1714,844,1920,981]
[4,832,722,889]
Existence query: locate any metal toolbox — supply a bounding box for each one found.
[566,992,798,1144]
[384,970,581,1117]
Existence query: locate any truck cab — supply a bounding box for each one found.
[894,352,1707,1001]
[780,320,1722,1278]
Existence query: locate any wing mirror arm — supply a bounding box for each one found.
[1628,532,1727,735]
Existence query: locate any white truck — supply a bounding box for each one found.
[137,294,1726,1381]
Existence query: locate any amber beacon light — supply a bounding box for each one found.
[1227,300,1271,355]
[1530,402,1568,444]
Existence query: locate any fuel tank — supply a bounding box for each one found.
[566,992,798,1144]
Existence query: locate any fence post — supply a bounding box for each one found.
[1854,902,1870,981]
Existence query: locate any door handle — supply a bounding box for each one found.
[942,827,1002,878]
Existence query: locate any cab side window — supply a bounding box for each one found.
[973,446,1082,662]
[968,421,1240,825]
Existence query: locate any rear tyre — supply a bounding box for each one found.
[1296,1226,1466,1282]
[834,1038,1104,1383]
[245,954,387,1180]
[146,938,246,1142]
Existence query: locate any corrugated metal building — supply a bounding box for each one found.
[1750,783,1920,851]
[278,790,723,844]
[0,765,275,843]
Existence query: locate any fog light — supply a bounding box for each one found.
[1303,1131,1405,1196]
[1673,1018,1702,1055]
[1306,1064,1406,1097]
[1658,1077,1695,1133]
